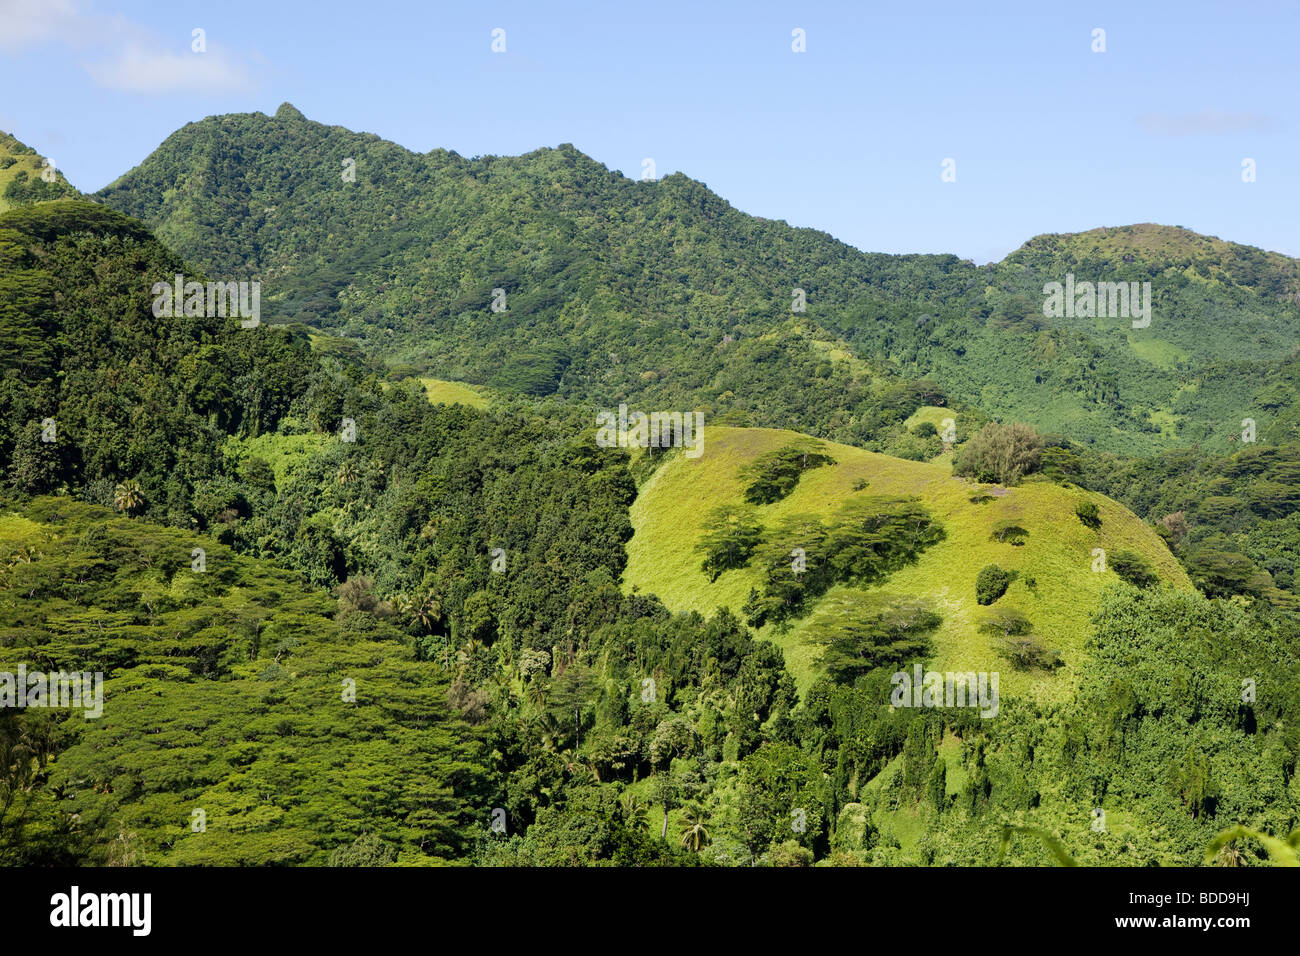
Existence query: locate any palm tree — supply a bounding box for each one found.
[113,479,145,515]
[398,591,442,633]
[622,794,650,834]
[561,752,598,786]
[455,638,483,680]
[1213,842,1244,867]
[527,681,549,715]
[680,805,711,852]
[534,710,560,753]
[337,461,359,485]
[1204,825,1300,866]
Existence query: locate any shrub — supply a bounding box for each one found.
[1109,550,1158,588]
[975,565,1011,605]
[1075,500,1101,529]
[999,635,1063,670]
[742,441,835,505]
[952,422,1043,486]
[979,609,1033,638]
[990,520,1029,545]
[767,840,815,867]
[976,564,1011,605]
[1157,511,1189,547]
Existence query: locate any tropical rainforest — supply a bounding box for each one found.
[0,107,1297,867]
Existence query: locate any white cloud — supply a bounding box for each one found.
[86,44,253,94]
[0,0,84,51]
[0,0,256,94]
[1137,111,1275,136]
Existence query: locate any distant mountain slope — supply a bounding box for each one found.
[624,426,1193,704]
[954,223,1300,448]
[1013,223,1300,300]
[93,107,1300,454]
[826,222,1300,454]
[94,105,965,450]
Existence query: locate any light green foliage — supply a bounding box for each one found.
[0,133,79,213]
[0,498,488,865]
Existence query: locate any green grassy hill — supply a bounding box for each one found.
[0,131,79,212]
[625,426,1193,703]
[418,377,492,410]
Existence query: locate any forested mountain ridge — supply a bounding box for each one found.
[92,106,1300,456]
[93,105,968,453]
[14,118,1300,611]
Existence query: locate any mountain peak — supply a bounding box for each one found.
[1006,222,1300,298]
[274,102,306,122]
[1014,222,1295,264]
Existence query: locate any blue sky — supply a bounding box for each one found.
[1,0,1296,262]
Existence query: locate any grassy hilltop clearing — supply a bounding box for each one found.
[417,377,492,410]
[625,426,1193,702]
[0,133,79,214]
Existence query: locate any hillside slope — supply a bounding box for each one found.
[0,198,314,503]
[0,132,79,213]
[0,496,488,865]
[624,426,1194,703]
